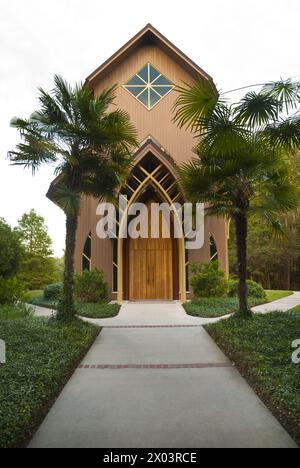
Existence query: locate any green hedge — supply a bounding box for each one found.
[43,283,63,301]
[74,269,108,303]
[0,277,25,305]
[190,261,228,298]
[228,279,266,299]
[0,315,99,448]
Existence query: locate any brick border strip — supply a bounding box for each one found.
[102,324,203,328]
[78,363,232,369]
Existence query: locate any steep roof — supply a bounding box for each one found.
[86,24,215,89]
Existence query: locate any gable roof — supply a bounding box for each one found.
[86,24,216,90]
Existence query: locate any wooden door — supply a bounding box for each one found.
[128,196,174,300]
[129,236,173,300]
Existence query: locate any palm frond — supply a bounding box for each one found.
[263,117,300,150]
[51,184,80,216]
[173,78,220,129]
[234,91,279,128]
[262,79,300,114]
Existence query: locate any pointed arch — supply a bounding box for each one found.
[82,232,92,271]
[116,144,186,303]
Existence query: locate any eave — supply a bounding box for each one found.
[86,24,217,93]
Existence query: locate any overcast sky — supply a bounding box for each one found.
[1,0,299,256]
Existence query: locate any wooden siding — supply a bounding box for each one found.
[74,39,228,298]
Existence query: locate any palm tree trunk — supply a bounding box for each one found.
[234,212,252,318]
[57,212,78,320]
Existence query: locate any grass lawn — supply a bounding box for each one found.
[24,290,43,302]
[30,296,120,319]
[265,290,294,302]
[0,307,99,448]
[290,305,300,314]
[205,312,300,446]
[183,297,264,318]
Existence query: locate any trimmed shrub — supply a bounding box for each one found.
[43,283,63,301]
[228,278,266,299]
[190,261,228,298]
[0,277,25,305]
[74,268,108,303]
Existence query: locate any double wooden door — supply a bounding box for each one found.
[129,235,173,300]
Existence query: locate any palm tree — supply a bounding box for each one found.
[174,78,300,317]
[9,75,137,320]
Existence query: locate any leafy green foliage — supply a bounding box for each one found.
[24,290,43,302]
[183,296,263,318]
[16,209,52,256]
[16,210,60,290]
[0,316,99,448]
[206,312,300,445]
[0,218,23,278]
[43,283,63,301]
[74,269,108,303]
[9,75,138,319]
[0,304,32,320]
[190,261,228,298]
[9,76,138,211]
[74,302,120,318]
[173,77,219,129]
[29,295,119,319]
[0,277,25,305]
[228,279,266,299]
[229,211,300,290]
[18,256,61,291]
[174,78,300,316]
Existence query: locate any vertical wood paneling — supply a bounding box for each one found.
[74,40,228,298]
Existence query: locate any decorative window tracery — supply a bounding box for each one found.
[123,63,174,110]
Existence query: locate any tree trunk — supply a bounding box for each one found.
[234,212,252,318]
[286,260,291,291]
[57,212,78,321]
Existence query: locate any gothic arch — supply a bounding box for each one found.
[116,144,187,303]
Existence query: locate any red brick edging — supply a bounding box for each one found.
[78,363,231,369]
[103,324,202,328]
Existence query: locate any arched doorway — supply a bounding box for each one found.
[117,147,186,303]
[127,196,174,300]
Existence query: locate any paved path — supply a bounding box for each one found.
[30,292,300,327]
[252,291,300,314]
[29,300,298,448]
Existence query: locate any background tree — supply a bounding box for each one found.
[0,218,23,278]
[15,209,60,290]
[174,78,300,317]
[9,76,137,320]
[16,209,52,256]
[229,212,300,290]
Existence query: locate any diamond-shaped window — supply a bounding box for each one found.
[123,63,174,110]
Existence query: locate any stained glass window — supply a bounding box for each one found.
[123,63,174,110]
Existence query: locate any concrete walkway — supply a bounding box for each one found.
[29,300,298,448]
[30,291,300,327]
[252,291,300,314]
